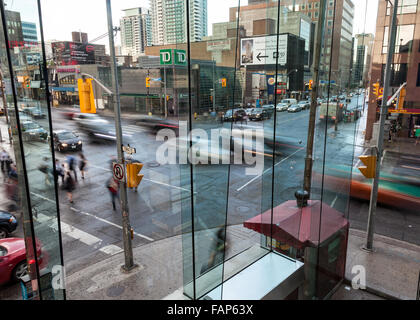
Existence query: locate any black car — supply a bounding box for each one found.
[249,108,270,121]
[0,211,18,239]
[52,130,82,152]
[222,109,247,122]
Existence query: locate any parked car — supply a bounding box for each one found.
[0,211,18,239]
[288,104,303,112]
[249,108,270,120]
[24,107,46,119]
[298,100,310,110]
[52,130,82,152]
[276,103,289,111]
[0,238,45,285]
[21,121,48,141]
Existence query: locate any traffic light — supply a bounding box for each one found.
[372,82,380,96]
[358,155,376,179]
[221,78,227,87]
[146,77,151,88]
[126,163,144,188]
[77,78,96,114]
[309,79,313,90]
[398,88,406,110]
[23,76,30,88]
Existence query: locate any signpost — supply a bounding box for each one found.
[113,162,125,182]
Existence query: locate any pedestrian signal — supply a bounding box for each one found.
[77,78,96,114]
[358,155,376,179]
[126,163,144,188]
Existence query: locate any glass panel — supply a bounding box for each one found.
[2,0,64,300]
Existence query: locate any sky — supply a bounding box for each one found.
[4,0,379,48]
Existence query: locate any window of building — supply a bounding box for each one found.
[417,64,420,86]
[328,9,333,16]
[382,24,415,53]
[301,4,305,10]
[315,11,319,18]
[308,12,312,18]
[382,63,408,86]
[386,0,418,15]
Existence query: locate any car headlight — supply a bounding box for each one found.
[78,141,82,145]
[61,143,68,147]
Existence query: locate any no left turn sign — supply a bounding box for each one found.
[113,162,125,182]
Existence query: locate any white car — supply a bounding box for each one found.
[276,103,289,111]
[73,113,109,129]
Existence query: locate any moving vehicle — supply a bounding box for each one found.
[287,104,303,112]
[52,130,82,152]
[249,108,270,121]
[297,100,310,110]
[262,104,275,118]
[0,238,46,285]
[222,109,247,122]
[319,102,344,122]
[280,98,297,106]
[0,211,18,239]
[276,103,289,111]
[21,121,48,141]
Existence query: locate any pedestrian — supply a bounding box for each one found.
[63,170,75,203]
[38,157,53,186]
[0,149,9,175]
[67,155,78,182]
[200,227,227,274]
[54,159,65,185]
[106,176,119,211]
[415,127,420,145]
[79,153,87,180]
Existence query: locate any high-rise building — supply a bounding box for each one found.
[366,0,420,142]
[5,10,24,45]
[120,7,152,59]
[352,33,374,87]
[150,0,207,45]
[22,21,37,45]
[72,31,88,44]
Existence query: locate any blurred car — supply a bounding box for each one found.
[244,108,255,116]
[62,105,81,120]
[0,211,18,239]
[249,108,270,120]
[24,107,46,119]
[52,130,82,152]
[73,113,109,130]
[0,238,45,285]
[287,104,303,112]
[280,98,297,106]
[21,121,48,141]
[298,100,310,110]
[135,115,180,135]
[276,103,289,111]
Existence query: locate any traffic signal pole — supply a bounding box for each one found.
[106,0,137,272]
[364,0,399,251]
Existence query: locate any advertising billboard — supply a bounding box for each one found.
[240,35,288,66]
[52,42,96,65]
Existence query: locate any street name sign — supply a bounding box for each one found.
[241,35,288,66]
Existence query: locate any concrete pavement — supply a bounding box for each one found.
[64,226,420,300]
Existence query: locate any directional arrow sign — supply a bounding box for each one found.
[256,52,268,61]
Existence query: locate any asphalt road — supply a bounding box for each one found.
[1,94,419,299]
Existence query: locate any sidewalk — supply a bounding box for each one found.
[383,136,420,157]
[65,226,420,300]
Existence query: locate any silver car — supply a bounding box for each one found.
[288,104,302,112]
[276,103,289,111]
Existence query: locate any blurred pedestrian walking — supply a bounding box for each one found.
[106,176,119,211]
[67,155,78,182]
[79,153,87,180]
[63,170,75,203]
[54,159,65,186]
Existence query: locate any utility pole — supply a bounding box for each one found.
[364,0,399,251]
[106,0,137,272]
[164,66,167,118]
[303,0,326,195]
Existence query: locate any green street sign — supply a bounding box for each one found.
[160,49,172,65]
[160,49,187,66]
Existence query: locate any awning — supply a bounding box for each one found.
[243,200,349,249]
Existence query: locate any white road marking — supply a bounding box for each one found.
[236,148,304,192]
[330,195,338,208]
[99,244,123,255]
[401,165,420,171]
